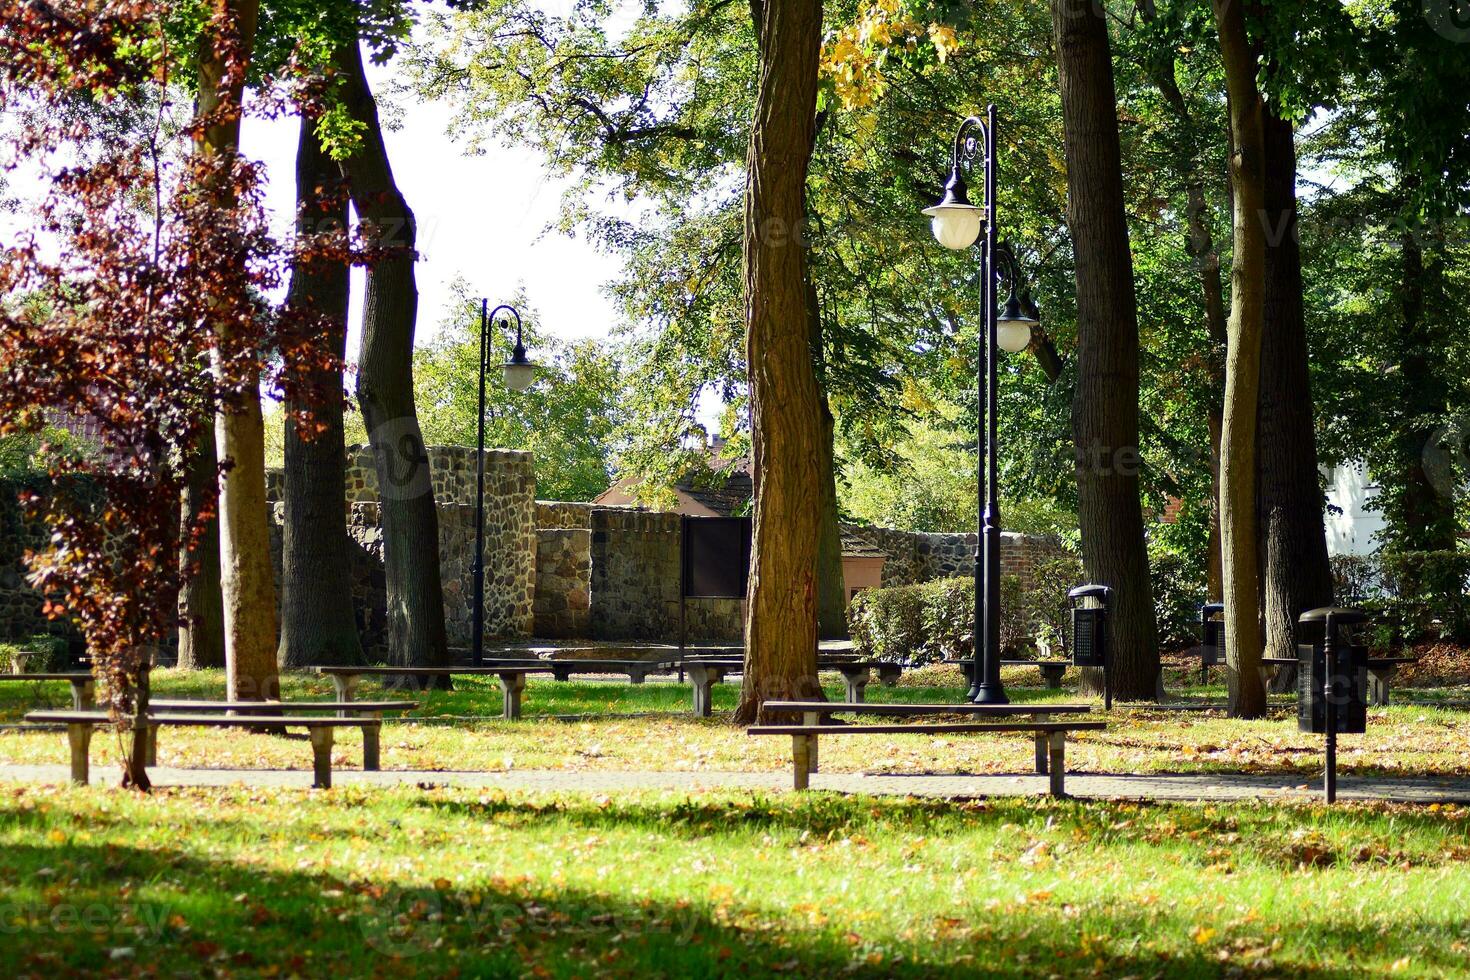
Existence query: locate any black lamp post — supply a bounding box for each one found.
[922,106,1040,705]
[472,300,537,667]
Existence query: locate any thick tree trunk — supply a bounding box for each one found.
[278,116,364,669]
[808,278,848,639]
[177,430,225,669]
[196,0,278,701]
[1212,0,1268,717]
[735,0,825,724]
[335,39,449,672]
[1050,0,1160,700]
[1257,111,1333,685]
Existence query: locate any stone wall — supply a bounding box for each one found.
[840,524,1067,589]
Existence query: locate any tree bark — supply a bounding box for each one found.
[1211,0,1268,717]
[177,430,224,669]
[735,0,825,724]
[1050,0,1160,700]
[278,116,364,669]
[335,38,450,673]
[808,278,848,639]
[1257,110,1333,683]
[196,0,278,701]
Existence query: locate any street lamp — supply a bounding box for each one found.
[473,300,537,667]
[923,106,1040,705]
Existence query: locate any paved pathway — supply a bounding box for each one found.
[4,763,1469,802]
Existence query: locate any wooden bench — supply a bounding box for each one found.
[761,700,1094,776]
[0,672,95,709]
[750,702,1105,796]
[24,711,380,788]
[148,700,415,770]
[951,659,1069,689]
[315,666,554,720]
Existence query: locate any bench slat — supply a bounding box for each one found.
[749,721,1107,735]
[25,711,375,727]
[0,673,91,681]
[761,701,1091,715]
[149,700,415,712]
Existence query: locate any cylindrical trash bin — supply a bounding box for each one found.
[1298,606,1370,803]
[1069,584,1112,709]
[1199,602,1225,684]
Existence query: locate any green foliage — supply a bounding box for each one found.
[849,575,1040,665]
[0,634,68,673]
[412,286,624,502]
[1149,549,1208,651]
[1024,554,1085,659]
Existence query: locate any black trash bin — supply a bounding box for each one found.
[1069,584,1112,708]
[1199,602,1225,685]
[1297,606,1371,803]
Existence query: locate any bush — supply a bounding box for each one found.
[0,633,69,673]
[1375,550,1470,643]
[849,575,1034,666]
[1149,549,1207,650]
[1020,554,1084,658]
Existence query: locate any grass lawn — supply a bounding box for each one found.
[2,666,1468,780]
[3,785,1469,977]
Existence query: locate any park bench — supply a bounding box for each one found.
[950,658,1069,689]
[0,672,95,709]
[315,666,555,720]
[24,710,380,788]
[751,700,1103,796]
[677,657,904,716]
[1260,653,1416,705]
[466,657,675,684]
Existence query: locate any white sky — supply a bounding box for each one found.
[238,52,624,357]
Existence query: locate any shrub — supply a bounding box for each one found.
[1020,554,1084,658]
[0,633,68,673]
[1149,550,1207,650]
[1375,550,1470,643]
[849,575,1032,666]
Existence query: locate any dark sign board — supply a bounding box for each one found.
[681,516,752,599]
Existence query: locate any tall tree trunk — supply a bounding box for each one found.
[1211,0,1268,717]
[177,431,224,669]
[808,277,848,639]
[335,38,449,672]
[1257,110,1333,684]
[278,116,364,669]
[1050,0,1160,700]
[735,0,825,724]
[196,0,278,701]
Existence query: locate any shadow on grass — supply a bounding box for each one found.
[2,827,1463,978]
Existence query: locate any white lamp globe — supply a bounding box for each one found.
[924,204,983,250]
[502,360,536,392]
[996,321,1033,353]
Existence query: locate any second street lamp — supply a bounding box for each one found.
[473,301,537,667]
[923,105,1040,705]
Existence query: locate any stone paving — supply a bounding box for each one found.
[4,763,1469,803]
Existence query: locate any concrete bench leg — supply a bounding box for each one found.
[1048,731,1066,797]
[689,666,718,718]
[1040,665,1065,689]
[840,669,869,703]
[552,666,571,682]
[1033,713,1050,774]
[498,672,526,720]
[362,717,381,771]
[67,722,92,786]
[309,727,335,789]
[1368,669,1393,706]
[876,665,901,687]
[792,734,812,790]
[143,724,157,767]
[802,711,821,773]
[627,668,647,685]
[71,680,95,711]
[331,675,359,719]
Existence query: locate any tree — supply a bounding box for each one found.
[333,35,450,673]
[1210,0,1268,717]
[277,115,363,668]
[1049,0,1160,699]
[735,0,826,724]
[1257,110,1333,669]
[194,0,279,701]
[177,436,225,669]
[0,0,299,783]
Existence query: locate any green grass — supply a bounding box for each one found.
[2,786,1469,976]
